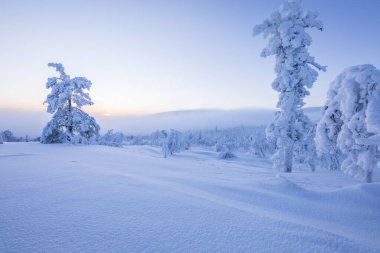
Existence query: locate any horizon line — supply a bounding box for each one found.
[0,105,322,117]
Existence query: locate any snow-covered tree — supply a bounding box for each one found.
[249,128,273,158]
[41,63,100,144]
[99,129,124,147]
[316,79,345,171]
[1,130,18,142]
[149,130,167,146]
[254,0,326,172]
[0,134,3,144]
[317,65,380,182]
[162,129,184,158]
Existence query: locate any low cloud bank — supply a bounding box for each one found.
[0,107,321,137]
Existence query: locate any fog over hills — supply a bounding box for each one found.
[0,107,321,137]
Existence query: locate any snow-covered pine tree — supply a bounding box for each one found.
[315,76,345,171]
[41,63,100,144]
[254,0,326,172]
[318,65,380,182]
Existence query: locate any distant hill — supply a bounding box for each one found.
[98,107,322,135]
[0,107,322,136]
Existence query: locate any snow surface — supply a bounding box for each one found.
[1,143,379,252]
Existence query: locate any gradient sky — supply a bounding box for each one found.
[1,0,379,116]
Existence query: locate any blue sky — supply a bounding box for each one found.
[1,0,379,116]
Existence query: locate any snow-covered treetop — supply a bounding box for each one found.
[48,63,65,76]
[45,63,93,113]
[254,0,323,58]
[253,0,326,108]
[335,64,380,137]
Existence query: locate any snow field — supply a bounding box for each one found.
[0,143,379,252]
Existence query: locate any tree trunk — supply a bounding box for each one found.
[284,111,295,173]
[366,171,373,183]
[68,99,73,141]
[365,145,376,183]
[284,145,293,172]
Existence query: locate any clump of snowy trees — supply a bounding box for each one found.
[127,126,273,159]
[125,129,190,157]
[41,63,100,144]
[0,130,35,142]
[254,0,325,172]
[188,126,271,157]
[316,65,380,182]
[1,130,19,142]
[99,129,125,147]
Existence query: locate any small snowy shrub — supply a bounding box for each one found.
[41,63,100,144]
[215,141,224,153]
[254,0,325,172]
[162,129,186,158]
[218,148,235,160]
[100,130,124,147]
[250,129,273,158]
[317,65,380,182]
[216,136,236,159]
